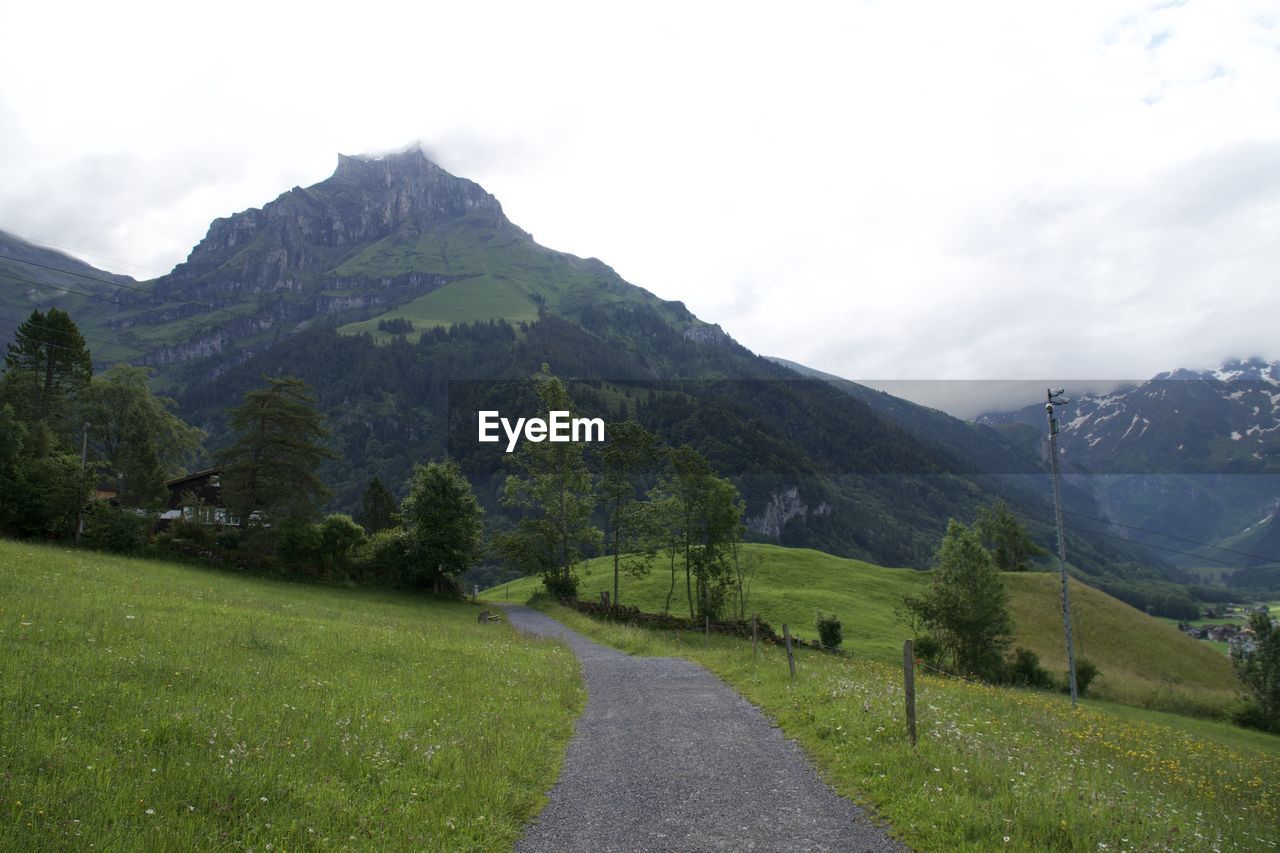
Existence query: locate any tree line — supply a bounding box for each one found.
[0,310,753,621]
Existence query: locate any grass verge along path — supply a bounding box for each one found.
[490,544,1239,716]
[502,604,903,852]
[516,597,1280,852]
[0,541,583,850]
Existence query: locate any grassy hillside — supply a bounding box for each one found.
[341,275,541,341]
[489,543,1239,714]
[1005,572,1239,713]
[0,540,582,850]
[336,220,688,339]
[530,600,1280,852]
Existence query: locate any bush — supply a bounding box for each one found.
[1232,701,1280,734]
[277,517,322,569]
[816,612,843,649]
[353,528,410,585]
[214,528,241,550]
[167,517,216,548]
[319,513,366,575]
[542,571,580,600]
[1005,647,1054,689]
[1074,658,1100,697]
[82,503,150,554]
[912,635,944,668]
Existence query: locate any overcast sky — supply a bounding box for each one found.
[1,1,1277,417]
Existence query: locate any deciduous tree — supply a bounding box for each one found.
[496,367,600,597]
[1233,609,1280,732]
[597,420,663,606]
[903,519,1014,681]
[78,364,205,508]
[401,460,485,593]
[974,500,1046,572]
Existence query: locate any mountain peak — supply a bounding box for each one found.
[332,146,442,182]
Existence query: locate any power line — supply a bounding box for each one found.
[1020,498,1278,565]
[1013,501,1257,572]
[1,237,170,277]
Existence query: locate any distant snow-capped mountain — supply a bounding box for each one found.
[979,357,1280,474]
[979,358,1280,574]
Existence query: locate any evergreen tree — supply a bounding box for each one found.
[78,364,205,508]
[496,367,601,597]
[400,461,485,592]
[357,476,399,533]
[903,519,1014,681]
[974,500,1046,572]
[1,307,92,444]
[218,376,335,522]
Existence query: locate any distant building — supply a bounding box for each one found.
[158,468,241,528]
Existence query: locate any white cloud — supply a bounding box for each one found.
[1,0,1278,415]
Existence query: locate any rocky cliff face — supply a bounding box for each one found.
[154,148,521,303]
[747,486,830,539]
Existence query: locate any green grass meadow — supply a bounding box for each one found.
[0,540,582,850]
[489,543,1240,715]
[524,599,1280,852]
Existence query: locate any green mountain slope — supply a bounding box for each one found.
[489,543,1239,714]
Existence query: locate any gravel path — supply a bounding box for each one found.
[501,604,905,852]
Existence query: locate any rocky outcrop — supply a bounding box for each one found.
[682,323,733,346]
[747,487,830,539]
[153,148,520,306]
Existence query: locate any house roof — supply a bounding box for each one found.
[165,467,222,489]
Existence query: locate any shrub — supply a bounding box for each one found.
[167,517,215,548]
[1073,658,1101,697]
[816,612,843,649]
[214,528,241,550]
[1233,701,1280,734]
[277,517,322,569]
[319,513,366,574]
[542,571,580,600]
[1005,647,1054,689]
[82,503,150,554]
[912,635,944,668]
[354,528,410,585]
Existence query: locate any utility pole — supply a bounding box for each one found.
[1045,389,1078,708]
[75,421,89,544]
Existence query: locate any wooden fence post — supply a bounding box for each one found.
[704,615,710,648]
[600,591,610,609]
[751,613,759,658]
[903,639,917,747]
[783,623,796,679]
